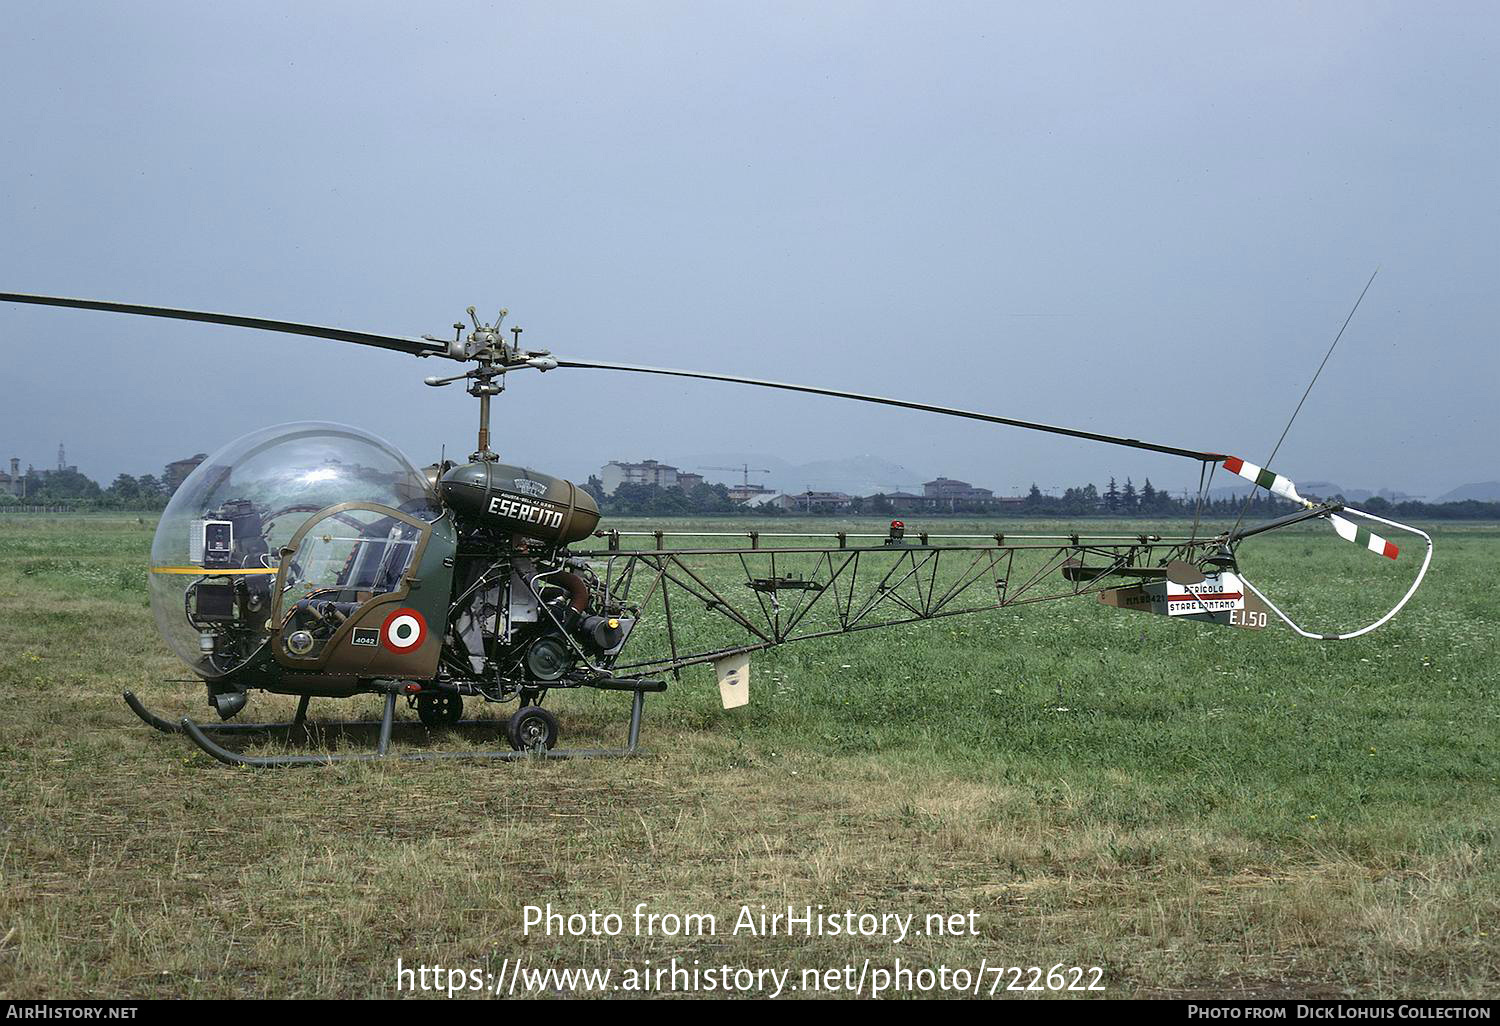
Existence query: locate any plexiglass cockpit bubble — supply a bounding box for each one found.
[149,421,438,677]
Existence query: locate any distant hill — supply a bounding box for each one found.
[1207,480,1344,501]
[1436,481,1500,503]
[1209,479,1421,503]
[1296,480,1355,500]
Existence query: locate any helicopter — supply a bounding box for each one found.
[0,291,1434,767]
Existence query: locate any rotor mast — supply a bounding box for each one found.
[421,306,556,463]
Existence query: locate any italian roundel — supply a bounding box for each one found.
[381,608,428,652]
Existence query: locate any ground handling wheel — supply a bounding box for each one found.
[416,691,463,728]
[506,705,560,752]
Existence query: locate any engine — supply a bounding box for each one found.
[446,540,635,699]
[433,458,633,696]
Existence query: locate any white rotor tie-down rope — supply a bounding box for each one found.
[1236,506,1434,641]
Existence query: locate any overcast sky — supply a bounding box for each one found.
[2,2,1495,500]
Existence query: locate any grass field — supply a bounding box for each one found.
[0,513,1495,999]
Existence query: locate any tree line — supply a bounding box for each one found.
[8,466,1500,521]
[1016,476,1292,517]
[588,474,1500,520]
[0,467,178,510]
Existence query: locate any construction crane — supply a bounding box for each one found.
[700,463,772,488]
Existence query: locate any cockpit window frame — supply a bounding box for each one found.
[269,501,437,665]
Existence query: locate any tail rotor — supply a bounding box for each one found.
[1222,456,1399,560]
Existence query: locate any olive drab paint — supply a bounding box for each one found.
[438,461,600,545]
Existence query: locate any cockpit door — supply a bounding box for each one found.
[269,503,444,676]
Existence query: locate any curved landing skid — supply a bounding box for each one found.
[122,684,657,768]
[123,689,495,736]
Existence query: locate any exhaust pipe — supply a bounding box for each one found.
[209,688,248,720]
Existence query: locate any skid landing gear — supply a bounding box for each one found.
[122,678,664,768]
[124,689,493,738]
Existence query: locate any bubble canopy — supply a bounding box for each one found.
[149,421,438,675]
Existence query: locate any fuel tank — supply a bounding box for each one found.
[439,462,600,545]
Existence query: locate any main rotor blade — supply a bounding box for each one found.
[0,292,447,358]
[553,358,1227,462]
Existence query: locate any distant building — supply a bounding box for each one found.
[863,490,931,514]
[923,477,994,502]
[768,490,853,512]
[0,457,23,497]
[164,454,208,493]
[727,482,775,503]
[1,448,86,497]
[600,459,680,494]
[675,471,705,490]
[857,478,1022,512]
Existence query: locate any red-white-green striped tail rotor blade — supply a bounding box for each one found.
[1221,456,1311,507]
[1329,512,1400,560]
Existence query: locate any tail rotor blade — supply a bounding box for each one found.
[1221,456,1309,507]
[1329,512,1400,560]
